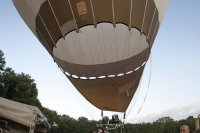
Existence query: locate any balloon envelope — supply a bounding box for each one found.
[13,0,168,112]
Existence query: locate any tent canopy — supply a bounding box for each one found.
[0,97,50,129]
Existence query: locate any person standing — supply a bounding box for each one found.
[180,125,190,133]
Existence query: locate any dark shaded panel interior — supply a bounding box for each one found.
[131,0,146,30]
[114,0,131,25]
[92,0,113,23]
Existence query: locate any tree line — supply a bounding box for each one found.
[0,50,197,133]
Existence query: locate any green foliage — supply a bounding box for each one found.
[0,50,5,72]
[156,116,174,123]
[123,116,196,133]
[0,50,42,108]
[1,67,42,108]
[0,50,6,96]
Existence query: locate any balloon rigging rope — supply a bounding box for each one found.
[129,0,133,30]
[124,28,146,121]
[147,7,156,39]
[141,0,148,33]
[60,68,96,120]
[124,44,146,119]
[125,53,152,123]
[112,0,116,25]
[125,77,143,120]
[151,21,159,45]
[136,53,152,115]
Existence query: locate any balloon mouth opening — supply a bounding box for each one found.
[52,23,149,78]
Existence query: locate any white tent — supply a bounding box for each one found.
[0,97,50,133]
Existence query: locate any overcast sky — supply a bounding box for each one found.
[1,0,200,123]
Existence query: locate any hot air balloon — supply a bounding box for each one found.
[12,0,168,130]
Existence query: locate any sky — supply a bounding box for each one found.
[0,0,200,123]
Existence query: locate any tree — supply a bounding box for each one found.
[0,50,6,96]
[59,115,77,133]
[2,68,42,108]
[156,116,174,123]
[0,50,41,108]
[0,50,5,72]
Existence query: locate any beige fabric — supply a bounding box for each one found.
[55,47,149,77]
[12,0,45,36]
[0,97,50,129]
[68,67,144,112]
[154,0,169,22]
